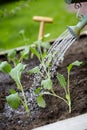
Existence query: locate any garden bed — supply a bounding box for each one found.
[0,34,87,130]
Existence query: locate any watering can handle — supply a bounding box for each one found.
[65,0,87,4]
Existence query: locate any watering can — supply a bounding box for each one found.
[65,0,87,4]
[65,0,87,37]
[67,15,87,37]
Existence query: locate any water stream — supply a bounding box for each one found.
[40,29,76,77]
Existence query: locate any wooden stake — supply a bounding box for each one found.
[33,16,53,40]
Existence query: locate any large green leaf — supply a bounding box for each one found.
[57,73,66,89]
[9,63,26,89]
[41,78,53,90]
[6,93,21,109]
[0,61,12,73]
[36,95,46,108]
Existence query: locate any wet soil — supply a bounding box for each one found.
[0,35,87,130]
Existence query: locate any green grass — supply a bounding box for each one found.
[0,0,76,51]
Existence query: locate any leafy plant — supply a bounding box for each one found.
[0,36,50,116]
[7,47,30,66]
[0,61,30,115]
[31,58,83,113]
[57,60,83,113]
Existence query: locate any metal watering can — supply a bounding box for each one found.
[65,0,87,38]
[68,15,87,37]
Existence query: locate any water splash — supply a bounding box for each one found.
[39,29,77,77]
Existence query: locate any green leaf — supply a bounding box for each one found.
[41,52,47,59]
[67,64,73,74]
[0,61,12,73]
[41,42,50,49]
[67,60,83,73]
[6,93,21,109]
[36,95,46,108]
[20,46,30,60]
[72,60,83,66]
[34,40,41,46]
[9,89,16,94]
[41,78,53,90]
[28,66,40,74]
[57,73,66,89]
[30,47,40,60]
[34,87,42,95]
[9,63,26,89]
[7,49,16,61]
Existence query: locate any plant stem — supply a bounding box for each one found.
[67,71,71,113]
[69,102,71,113]
[18,83,30,116]
[50,89,68,105]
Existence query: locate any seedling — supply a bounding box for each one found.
[0,61,30,116]
[0,44,32,115]
[31,58,83,112]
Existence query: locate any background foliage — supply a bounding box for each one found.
[0,0,76,51]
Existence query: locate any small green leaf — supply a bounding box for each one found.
[28,66,40,74]
[41,42,50,49]
[7,49,16,61]
[9,63,26,89]
[72,60,83,66]
[30,47,40,60]
[0,61,12,73]
[34,87,41,95]
[67,60,83,73]
[67,64,72,74]
[34,40,41,46]
[36,95,46,108]
[9,89,16,94]
[6,93,21,109]
[20,46,30,60]
[57,73,66,89]
[41,78,53,90]
[41,52,47,59]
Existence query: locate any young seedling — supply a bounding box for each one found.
[32,59,83,113]
[7,47,30,66]
[0,61,30,116]
[57,60,83,113]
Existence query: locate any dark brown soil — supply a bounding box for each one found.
[0,35,87,130]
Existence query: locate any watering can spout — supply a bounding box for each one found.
[68,15,87,38]
[65,0,87,4]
